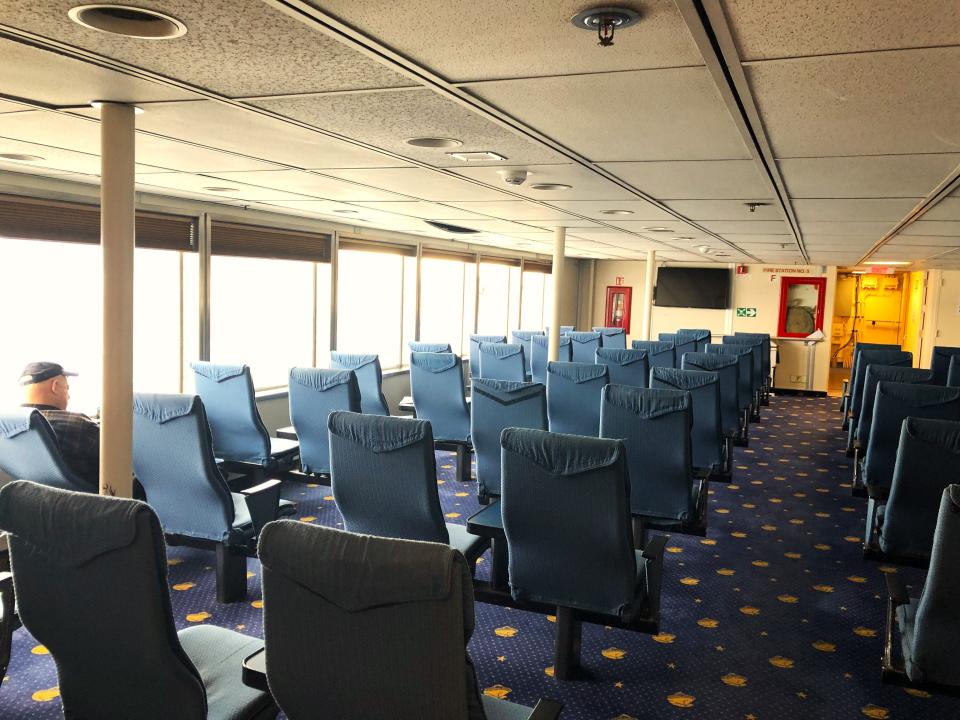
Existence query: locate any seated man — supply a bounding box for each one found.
[19,362,99,489]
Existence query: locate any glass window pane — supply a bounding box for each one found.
[477,262,511,336]
[461,261,477,356]
[134,249,181,395]
[316,262,332,368]
[508,265,522,331]
[520,271,545,330]
[210,255,314,389]
[337,249,405,370]
[420,257,467,353]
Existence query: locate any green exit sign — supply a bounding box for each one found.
[736,307,757,318]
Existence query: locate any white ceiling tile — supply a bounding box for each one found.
[466,68,751,162]
[900,221,960,237]
[205,169,410,201]
[923,198,960,221]
[321,167,512,201]
[799,221,896,236]
[344,201,498,221]
[792,198,921,222]
[869,246,946,259]
[451,164,636,202]
[699,220,789,234]
[724,0,960,61]
[0,99,34,114]
[539,200,676,221]
[134,172,314,201]
[747,48,960,157]
[598,161,769,199]
[0,137,163,176]
[437,201,577,222]
[779,155,960,198]
[884,235,960,247]
[664,199,780,220]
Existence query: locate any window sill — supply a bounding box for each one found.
[254,366,410,400]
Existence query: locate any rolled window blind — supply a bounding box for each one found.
[421,246,476,263]
[523,261,553,273]
[211,220,330,262]
[338,238,416,257]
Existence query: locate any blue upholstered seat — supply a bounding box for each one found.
[409,352,471,443]
[650,368,723,473]
[600,386,704,529]
[722,335,763,399]
[531,334,572,385]
[682,352,740,439]
[409,341,452,353]
[132,393,295,602]
[568,331,602,362]
[894,485,960,686]
[631,340,676,369]
[848,348,911,425]
[469,334,506,377]
[327,411,487,565]
[511,330,545,371]
[873,419,960,562]
[470,379,547,502]
[842,342,900,422]
[546,361,609,437]
[854,365,932,451]
[679,328,712,353]
[288,368,361,476]
[734,332,771,385]
[931,346,960,385]
[0,481,277,720]
[190,362,299,468]
[949,355,960,387]
[863,383,960,493]
[0,409,95,492]
[705,344,752,413]
[595,348,649,388]
[593,327,627,349]
[546,325,575,336]
[478,342,527,382]
[330,352,390,416]
[659,333,697,361]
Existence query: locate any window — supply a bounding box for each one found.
[477,258,521,336]
[419,252,477,357]
[520,264,553,330]
[336,242,417,370]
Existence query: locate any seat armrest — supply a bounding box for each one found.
[885,573,909,608]
[866,484,888,502]
[241,479,283,536]
[641,534,667,562]
[527,698,564,720]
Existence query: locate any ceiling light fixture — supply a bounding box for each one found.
[640,226,670,232]
[0,153,45,162]
[571,6,642,47]
[405,137,463,149]
[68,5,187,39]
[333,209,358,214]
[870,261,911,266]
[601,209,634,215]
[447,151,507,162]
[202,186,239,193]
[530,183,572,191]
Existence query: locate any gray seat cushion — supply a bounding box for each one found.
[230,495,297,534]
[177,619,276,720]
[447,522,488,564]
[269,437,299,458]
[482,696,534,720]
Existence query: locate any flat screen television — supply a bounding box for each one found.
[654,267,731,309]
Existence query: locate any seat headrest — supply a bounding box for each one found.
[472,379,544,405]
[950,484,960,511]
[546,361,608,384]
[632,340,674,354]
[0,480,150,568]
[858,349,911,365]
[682,352,738,370]
[501,427,623,476]
[470,335,506,345]
[512,330,545,341]
[568,331,601,344]
[330,353,379,371]
[190,361,247,382]
[596,348,647,366]
[722,335,761,347]
[410,352,459,373]
[864,365,933,384]
[903,417,960,455]
[877,382,960,407]
[651,367,717,390]
[933,346,960,359]
[603,385,690,419]
[594,327,625,338]
[480,342,523,359]
[679,329,711,341]
[409,342,451,353]
[290,368,355,392]
[327,411,431,453]
[706,344,750,356]
[133,393,200,424]
[0,409,35,439]
[532,334,571,348]
[259,521,456,612]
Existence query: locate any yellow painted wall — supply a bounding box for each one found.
[901,271,926,363]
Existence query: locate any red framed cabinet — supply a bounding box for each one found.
[604,285,632,334]
[777,276,827,338]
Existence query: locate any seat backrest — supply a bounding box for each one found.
[855,365,933,448]
[882,419,960,560]
[478,342,527,382]
[0,410,93,492]
[631,340,676,369]
[863,382,960,491]
[511,330,545,370]
[546,361,609,436]
[190,362,271,464]
[650,367,722,470]
[600,385,695,521]
[931,346,960,385]
[949,355,960,388]
[409,352,470,443]
[679,328,712,353]
[681,352,740,437]
[705,344,752,410]
[289,368,361,475]
[469,335,506,376]
[470,379,547,500]
[500,428,637,616]
[409,342,452,354]
[595,347,649,388]
[259,522,482,720]
[0,481,207,720]
[328,411,448,544]
[660,332,697,360]
[531,334,571,384]
[568,331,602,362]
[910,484,960,686]
[132,394,234,543]
[593,327,627,349]
[734,332,771,378]
[722,335,762,391]
[850,349,912,420]
[330,352,390,416]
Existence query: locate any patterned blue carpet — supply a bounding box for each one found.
[2,395,958,719]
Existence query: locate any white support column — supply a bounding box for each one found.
[642,249,656,340]
[549,227,566,361]
[98,102,136,498]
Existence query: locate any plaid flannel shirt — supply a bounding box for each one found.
[22,404,100,488]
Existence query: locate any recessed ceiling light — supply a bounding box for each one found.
[530,183,572,191]
[640,226,670,232]
[202,186,239,193]
[601,209,634,215]
[405,137,463,149]
[333,209,358,214]
[0,153,44,162]
[90,100,145,114]
[446,151,507,162]
[68,5,187,39]
[671,236,693,240]
[870,260,911,266]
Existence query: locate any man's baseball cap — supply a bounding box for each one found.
[18,362,78,386]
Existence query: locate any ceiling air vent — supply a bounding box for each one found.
[424,220,480,235]
[68,5,187,39]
